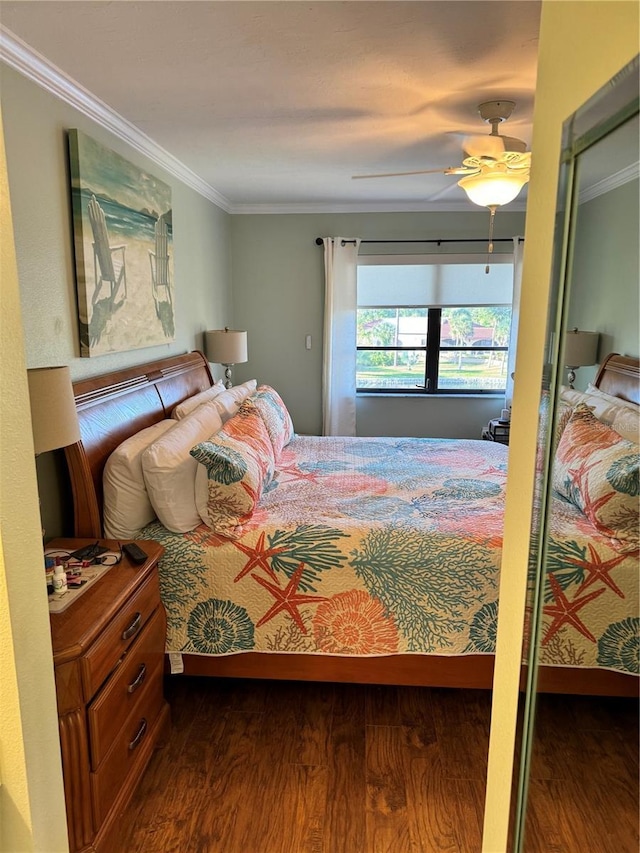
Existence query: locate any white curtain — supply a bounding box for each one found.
[505,236,524,410]
[322,236,361,436]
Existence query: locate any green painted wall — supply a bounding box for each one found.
[568,177,639,389]
[231,209,525,437]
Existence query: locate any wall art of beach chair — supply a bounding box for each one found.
[87,194,127,306]
[149,217,173,311]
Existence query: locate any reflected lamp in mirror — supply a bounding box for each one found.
[204,328,248,388]
[564,329,599,388]
[27,366,81,454]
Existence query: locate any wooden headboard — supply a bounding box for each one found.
[66,350,213,538]
[594,352,640,404]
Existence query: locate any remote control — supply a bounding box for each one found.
[122,542,148,565]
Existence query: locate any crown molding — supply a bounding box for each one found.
[0,26,232,212]
[579,160,639,205]
[229,199,528,215]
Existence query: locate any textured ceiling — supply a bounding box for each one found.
[1,1,542,210]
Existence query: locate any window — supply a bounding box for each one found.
[357,255,514,394]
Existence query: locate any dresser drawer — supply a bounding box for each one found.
[81,572,160,701]
[91,677,165,827]
[88,607,166,770]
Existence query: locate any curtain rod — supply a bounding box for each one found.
[314,237,523,246]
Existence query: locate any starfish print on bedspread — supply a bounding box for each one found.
[277,462,321,484]
[481,464,508,478]
[542,573,606,645]
[232,532,287,583]
[569,543,627,598]
[252,562,328,633]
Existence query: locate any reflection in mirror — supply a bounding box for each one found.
[514,56,639,851]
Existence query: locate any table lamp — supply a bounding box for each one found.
[204,328,248,388]
[27,366,81,540]
[27,366,81,454]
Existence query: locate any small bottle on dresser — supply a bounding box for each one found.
[52,561,68,594]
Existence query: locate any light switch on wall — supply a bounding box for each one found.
[305,335,312,350]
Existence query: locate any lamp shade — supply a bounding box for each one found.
[564,329,599,367]
[458,170,529,208]
[204,329,248,365]
[27,366,81,454]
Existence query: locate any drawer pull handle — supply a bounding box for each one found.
[122,612,142,641]
[129,718,147,751]
[127,663,147,694]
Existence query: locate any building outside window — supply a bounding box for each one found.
[357,254,514,394]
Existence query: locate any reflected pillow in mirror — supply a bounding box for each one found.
[612,406,640,444]
[560,385,636,425]
[585,383,639,413]
[553,404,639,553]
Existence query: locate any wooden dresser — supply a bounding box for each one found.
[48,538,171,853]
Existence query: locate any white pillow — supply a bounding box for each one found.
[103,420,175,539]
[141,404,224,532]
[212,379,258,421]
[559,385,636,425]
[171,380,226,419]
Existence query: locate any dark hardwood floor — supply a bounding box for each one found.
[112,677,638,853]
[522,692,639,853]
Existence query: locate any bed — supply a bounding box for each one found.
[64,350,638,694]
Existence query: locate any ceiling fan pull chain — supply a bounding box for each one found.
[485,206,497,274]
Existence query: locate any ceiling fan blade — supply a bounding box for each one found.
[499,135,528,154]
[352,168,452,180]
[444,166,480,176]
[461,133,506,160]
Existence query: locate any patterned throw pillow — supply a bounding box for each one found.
[552,403,639,552]
[190,399,275,538]
[251,385,295,459]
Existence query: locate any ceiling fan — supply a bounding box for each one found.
[353,100,531,200]
[353,100,531,272]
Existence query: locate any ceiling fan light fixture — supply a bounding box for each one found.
[458,169,529,208]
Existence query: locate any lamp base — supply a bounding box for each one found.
[223,364,234,389]
[567,367,577,389]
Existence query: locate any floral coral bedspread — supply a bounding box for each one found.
[139,435,506,660]
[136,434,638,675]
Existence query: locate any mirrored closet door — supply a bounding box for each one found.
[513,55,639,852]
